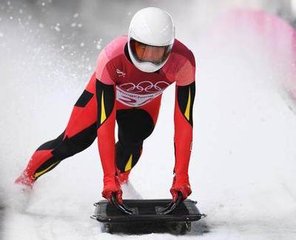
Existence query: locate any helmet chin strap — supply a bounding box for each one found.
[135,61,160,73]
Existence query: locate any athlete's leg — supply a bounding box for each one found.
[115,96,162,183]
[16,74,98,186]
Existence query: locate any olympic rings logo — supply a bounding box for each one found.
[119,81,170,94]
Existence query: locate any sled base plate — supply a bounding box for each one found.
[91,199,205,234]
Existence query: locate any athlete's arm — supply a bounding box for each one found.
[95,48,122,203]
[171,50,196,201]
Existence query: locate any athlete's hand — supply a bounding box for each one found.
[170,174,192,202]
[102,176,123,204]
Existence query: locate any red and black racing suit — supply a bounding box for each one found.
[16,36,196,201]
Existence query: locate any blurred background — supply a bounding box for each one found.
[1,0,296,77]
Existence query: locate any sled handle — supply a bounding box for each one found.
[111,193,134,215]
[159,192,183,215]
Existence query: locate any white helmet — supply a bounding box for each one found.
[128,7,175,73]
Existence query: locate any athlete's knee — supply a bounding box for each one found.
[117,109,155,143]
[116,141,142,172]
[53,125,97,159]
[37,132,65,151]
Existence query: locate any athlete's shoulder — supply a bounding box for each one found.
[171,39,195,67]
[103,35,128,60]
[164,39,196,86]
[95,35,127,84]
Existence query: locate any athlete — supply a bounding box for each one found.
[15,7,196,204]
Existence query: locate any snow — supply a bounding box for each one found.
[1,5,296,240]
[53,23,61,32]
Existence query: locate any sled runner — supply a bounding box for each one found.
[91,194,205,234]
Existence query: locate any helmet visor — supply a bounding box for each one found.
[130,38,172,65]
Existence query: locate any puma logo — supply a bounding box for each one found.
[116,69,126,77]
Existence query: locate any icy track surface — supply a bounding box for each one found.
[1,8,296,240]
